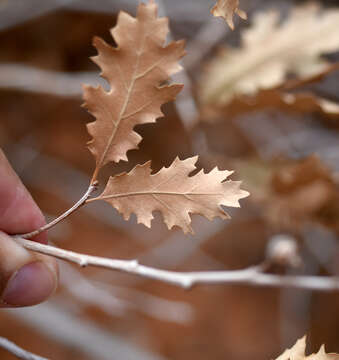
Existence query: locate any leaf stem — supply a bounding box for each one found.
[90,167,100,185]
[19,182,98,239]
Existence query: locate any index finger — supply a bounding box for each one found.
[0,149,47,243]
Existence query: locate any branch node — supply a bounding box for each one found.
[128,259,139,270]
[266,234,302,268]
[182,278,193,289]
[79,258,88,267]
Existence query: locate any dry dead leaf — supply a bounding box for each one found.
[211,0,247,30]
[218,90,339,120]
[265,156,338,232]
[271,156,333,194]
[201,3,339,106]
[200,63,339,123]
[267,180,333,231]
[275,335,339,360]
[281,93,339,118]
[95,156,249,234]
[83,0,185,178]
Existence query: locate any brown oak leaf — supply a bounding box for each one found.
[95,156,249,234]
[211,0,247,30]
[275,335,339,360]
[83,0,185,179]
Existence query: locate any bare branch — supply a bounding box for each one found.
[0,64,99,97]
[0,0,66,32]
[19,183,98,239]
[0,336,48,360]
[13,237,339,291]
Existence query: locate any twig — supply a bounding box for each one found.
[19,183,98,239]
[13,237,339,291]
[0,336,48,360]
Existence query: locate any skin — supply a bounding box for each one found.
[0,149,58,307]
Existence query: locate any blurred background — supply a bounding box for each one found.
[0,0,339,359]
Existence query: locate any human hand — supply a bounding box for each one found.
[0,150,58,307]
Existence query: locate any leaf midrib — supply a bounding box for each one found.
[98,191,223,201]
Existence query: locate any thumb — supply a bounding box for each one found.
[0,231,58,307]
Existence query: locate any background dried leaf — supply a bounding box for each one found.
[199,63,339,125]
[221,90,339,121]
[260,156,338,233]
[211,0,247,30]
[201,3,339,106]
